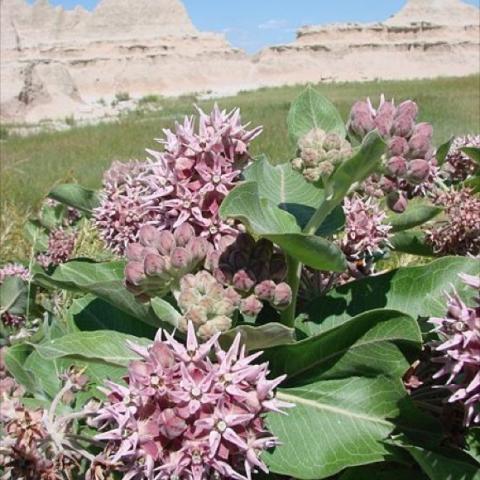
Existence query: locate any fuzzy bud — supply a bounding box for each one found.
[391,112,415,138]
[170,247,190,270]
[240,295,264,317]
[386,191,408,213]
[232,269,256,292]
[157,231,176,255]
[386,156,407,177]
[408,123,433,159]
[349,101,376,138]
[273,283,292,309]
[406,159,431,184]
[291,157,304,171]
[173,223,195,248]
[254,280,277,302]
[138,225,159,247]
[388,136,409,157]
[125,243,145,262]
[125,262,146,286]
[375,100,396,137]
[144,254,167,277]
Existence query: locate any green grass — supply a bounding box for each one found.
[1,75,479,263]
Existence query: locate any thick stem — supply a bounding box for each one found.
[280,255,302,328]
[304,199,335,235]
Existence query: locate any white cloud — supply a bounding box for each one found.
[258,19,289,30]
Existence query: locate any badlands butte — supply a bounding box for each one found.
[1,0,479,123]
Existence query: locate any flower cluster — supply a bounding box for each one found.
[88,323,291,480]
[37,228,77,268]
[95,106,261,254]
[0,263,30,328]
[125,224,212,302]
[426,188,480,257]
[0,368,91,479]
[341,194,392,264]
[429,274,480,426]
[442,134,480,182]
[291,128,352,183]
[207,233,292,313]
[349,96,436,212]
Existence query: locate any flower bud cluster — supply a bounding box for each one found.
[95,106,261,254]
[0,263,30,328]
[207,233,292,315]
[426,188,480,257]
[125,224,211,301]
[37,228,77,268]
[348,96,437,212]
[88,323,291,480]
[291,128,352,183]
[176,271,241,339]
[429,274,480,426]
[442,134,480,182]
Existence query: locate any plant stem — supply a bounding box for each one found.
[304,198,334,235]
[280,255,302,328]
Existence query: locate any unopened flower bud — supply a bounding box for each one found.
[157,231,175,255]
[174,223,195,248]
[386,191,408,213]
[125,243,145,262]
[138,225,159,247]
[254,280,277,302]
[144,254,166,277]
[224,287,241,306]
[232,270,256,292]
[303,167,322,183]
[395,100,418,122]
[388,136,409,157]
[291,157,304,171]
[125,262,146,286]
[197,316,232,339]
[323,133,343,151]
[375,101,396,137]
[170,247,190,270]
[406,159,430,185]
[269,253,287,282]
[391,112,415,138]
[380,177,397,193]
[349,101,375,138]
[188,238,210,262]
[408,123,433,158]
[273,283,292,309]
[240,295,264,317]
[317,161,335,177]
[386,156,407,177]
[301,147,321,167]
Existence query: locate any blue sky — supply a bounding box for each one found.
[28,0,480,53]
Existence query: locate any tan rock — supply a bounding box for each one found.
[0,0,478,124]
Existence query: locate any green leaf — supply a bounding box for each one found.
[32,330,152,367]
[263,310,421,385]
[150,297,182,329]
[462,146,480,164]
[387,201,443,233]
[435,137,454,166]
[24,221,49,251]
[390,231,435,256]
[287,85,346,142]
[265,376,405,479]
[303,257,480,336]
[219,323,295,351]
[48,183,100,214]
[403,445,480,480]
[4,343,39,394]
[245,155,345,236]
[0,276,28,316]
[67,294,157,338]
[220,182,346,271]
[34,261,166,328]
[466,429,480,464]
[244,155,324,208]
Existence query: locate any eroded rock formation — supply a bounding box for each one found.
[1,0,479,123]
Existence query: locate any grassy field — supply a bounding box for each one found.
[1,75,479,261]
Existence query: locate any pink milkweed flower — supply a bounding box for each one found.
[89,322,292,479]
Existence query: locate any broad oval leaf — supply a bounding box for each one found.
[220,182,346,271]
[303,256,480,336]
[0,276,28,316]
[263,309,421,385]
[390,231,435,256]
[287,85,346,142]
[32,330,152,367]
[265,376,405,479]
[48,183,100,214]
[34,260,166,328]
[387,200,443,233]
[151,297,182,329]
